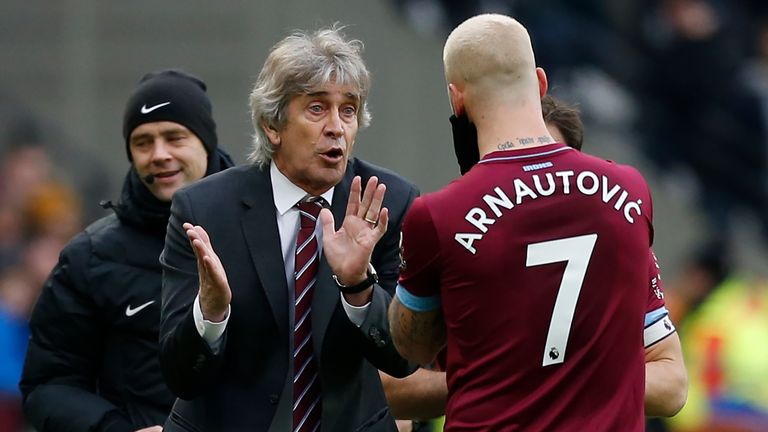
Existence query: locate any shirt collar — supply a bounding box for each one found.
[270,161,334,216]
[480,143,571,163]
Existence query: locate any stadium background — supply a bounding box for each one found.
[2,0,768,430]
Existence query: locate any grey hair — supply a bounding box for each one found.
[248,25,372,166]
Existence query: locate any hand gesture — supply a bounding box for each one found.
[319,176,388,291]
[184,223,231,322]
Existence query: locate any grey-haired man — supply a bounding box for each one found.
[159,26,418,431]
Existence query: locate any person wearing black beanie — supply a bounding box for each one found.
[20,69,233,432]
[117,69,233,207]
[123,70,216,157]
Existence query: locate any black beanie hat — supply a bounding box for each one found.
[122,69,217,161]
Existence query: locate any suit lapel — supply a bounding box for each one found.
[313,160,355,355]
[240,165,289,339]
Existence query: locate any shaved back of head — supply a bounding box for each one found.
[443,14,538,101]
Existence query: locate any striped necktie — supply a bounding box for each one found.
[293,198,323,432]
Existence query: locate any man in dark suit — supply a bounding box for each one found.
[159,25,419,431]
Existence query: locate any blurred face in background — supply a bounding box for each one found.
[1,145,52,208]
[128,121,208,202]
[0,268,37,318]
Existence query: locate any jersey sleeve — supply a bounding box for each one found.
[644,249,675,347]
[396,197,442,312]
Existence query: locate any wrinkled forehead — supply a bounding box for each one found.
[299,67,367,99]
[129,120,192,140]
[302,81,362,102]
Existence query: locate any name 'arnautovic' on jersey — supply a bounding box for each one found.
[454,155,647,255]
[397,143,672,431]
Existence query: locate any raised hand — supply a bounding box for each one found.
[319,176,389,301]
[184,223,231,322]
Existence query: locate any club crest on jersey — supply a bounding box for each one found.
[454,170,645,254]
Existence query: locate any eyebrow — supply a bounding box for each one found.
[129,128,188,143]
[160,128,189,135]
[129,133,152,144]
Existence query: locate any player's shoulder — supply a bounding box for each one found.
[412,179,460,214]
[572,151,650,188]
[580,151,644,175]
[401,195,441,250]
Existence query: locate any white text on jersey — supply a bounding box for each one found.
[454,170,644,254]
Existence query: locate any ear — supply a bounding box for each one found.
[447,83,465,116]
[261,121,281,146]
[536,67,548,99]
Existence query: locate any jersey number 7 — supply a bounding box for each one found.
[526,234,598,367]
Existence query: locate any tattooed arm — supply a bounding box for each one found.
[388,295,447,366]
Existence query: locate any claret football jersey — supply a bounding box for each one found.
[397,143,673,431]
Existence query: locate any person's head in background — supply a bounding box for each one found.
[0,131,52,210]
[542,94,583,151]
[248,25,371,196]
[122,70,219,202]
[667,238,732,322]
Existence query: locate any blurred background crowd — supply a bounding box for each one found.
[2,0,768,430]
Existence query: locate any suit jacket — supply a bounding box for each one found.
[159,158,419,431]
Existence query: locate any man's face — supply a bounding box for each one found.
[129,121,208,202]
[266,82,360,195]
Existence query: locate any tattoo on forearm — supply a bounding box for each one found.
[389,298,447,362]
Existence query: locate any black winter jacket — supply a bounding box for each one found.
[20,149,233,432]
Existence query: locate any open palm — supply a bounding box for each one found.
[184,222,231,322]
[319,176,389,286]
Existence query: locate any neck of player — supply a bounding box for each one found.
[474,105,554,159]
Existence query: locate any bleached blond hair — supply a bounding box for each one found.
[443,14,539,102]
